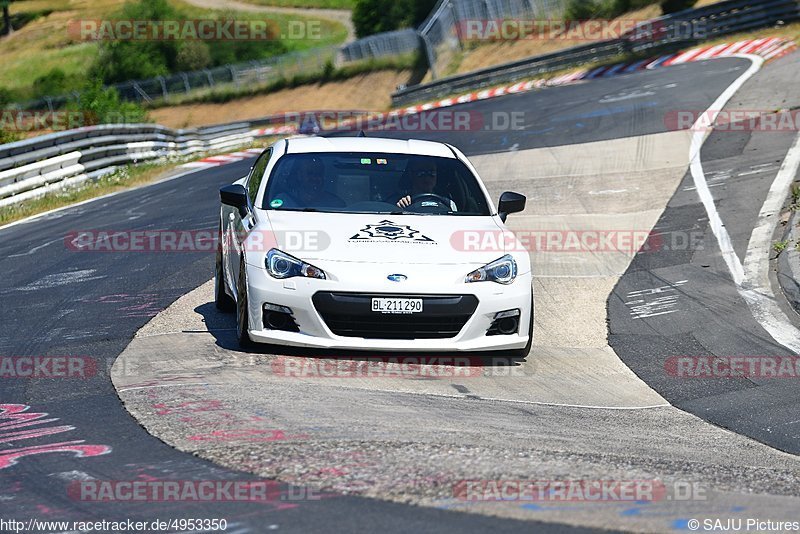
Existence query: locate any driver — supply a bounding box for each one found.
[396,159,457,211]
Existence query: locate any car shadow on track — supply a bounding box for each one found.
[194,301,528,370]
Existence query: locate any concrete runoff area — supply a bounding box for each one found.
[114,131,800,531]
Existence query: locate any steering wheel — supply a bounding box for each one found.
[408,193,455,210]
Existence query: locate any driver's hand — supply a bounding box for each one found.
[397,195,412,208]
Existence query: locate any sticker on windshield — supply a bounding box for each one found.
[350,220,435,244]
[377,159,388,165]
[270,199,284,208]
[360,158,372,165]
[421,201,438,207]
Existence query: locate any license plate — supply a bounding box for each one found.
[371,298,423,314]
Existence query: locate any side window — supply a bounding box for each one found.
[247,149,272,205]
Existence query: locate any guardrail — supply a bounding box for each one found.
[0,117,297,209]
[392,0,800,106]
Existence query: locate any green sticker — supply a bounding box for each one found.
[270,198,284,208]
[360,158,372,164]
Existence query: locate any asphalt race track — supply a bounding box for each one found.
[609,51,800,454]
[2,55,800,532]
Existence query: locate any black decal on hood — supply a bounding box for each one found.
[350,220,435,243]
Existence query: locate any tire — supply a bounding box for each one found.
[509,294,534,359]
[236,259,253,348]
[214,233,235,312]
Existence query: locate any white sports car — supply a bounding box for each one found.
[216,136,533,357]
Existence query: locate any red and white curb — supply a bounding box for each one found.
[180,147,264,169]
[180,37,796,169]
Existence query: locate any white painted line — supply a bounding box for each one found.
[118,383,210,392]
[203,155,242,162]
[689,53,800,354]
[181,162,215,168]
[688,54,764,285]
[740,131,800,353]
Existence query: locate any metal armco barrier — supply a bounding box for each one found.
[0,118,293,208]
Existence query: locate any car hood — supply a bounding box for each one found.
[258,210,511,266]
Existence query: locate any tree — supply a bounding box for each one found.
[353,0,437,38]
[660,0,697,14]
[1,0,13,36]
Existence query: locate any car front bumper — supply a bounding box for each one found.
[244,262,533,352]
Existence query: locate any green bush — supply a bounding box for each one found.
[175,41,213,72]
[321,59,335,80]
[0,87,13,107]
[66,79,148,125]
[32,68,85,99]
[565,0,599,19]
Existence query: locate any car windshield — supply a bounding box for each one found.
[261,152,492,216]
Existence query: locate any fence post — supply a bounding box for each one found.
[419,32,439,80]
[157,76,168,101]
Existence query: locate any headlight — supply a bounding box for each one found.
[465,254,517,285]
[266,249,326,280]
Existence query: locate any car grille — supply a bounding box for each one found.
[312,292,478,339]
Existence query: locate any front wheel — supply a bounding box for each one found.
[236,260,253,348]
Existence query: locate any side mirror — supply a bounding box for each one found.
[498,191,526,222]
[220,184,249,216]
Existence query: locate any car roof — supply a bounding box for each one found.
[283,136,457,158]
